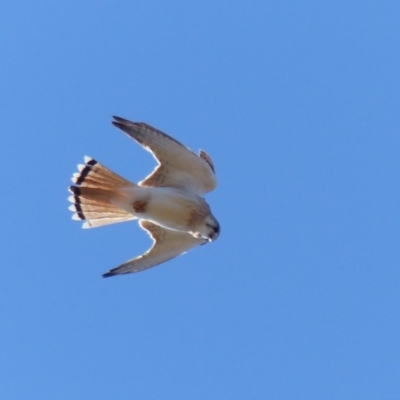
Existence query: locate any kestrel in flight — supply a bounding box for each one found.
[68,116,219,277]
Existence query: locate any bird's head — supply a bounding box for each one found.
[193,214,220,242]
[204,214,220,242]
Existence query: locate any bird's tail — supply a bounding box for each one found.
[68,156,137,228]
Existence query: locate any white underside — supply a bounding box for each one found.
[114,186,208,234]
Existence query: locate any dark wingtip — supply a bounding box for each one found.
[111,121,124,130]
[112,115,130,124]
[112,116,142,128]
[102,271,116,278]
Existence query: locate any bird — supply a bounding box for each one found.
[68,116,219,277]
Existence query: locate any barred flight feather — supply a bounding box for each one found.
[68,157,136,228]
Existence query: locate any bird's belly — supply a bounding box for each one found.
[142,189,202,232]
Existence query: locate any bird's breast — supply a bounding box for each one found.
[143,187,209,232]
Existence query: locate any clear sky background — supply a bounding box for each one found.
[2,1,400,399]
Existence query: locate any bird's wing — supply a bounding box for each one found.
[112,116,217,196]
[102,220,207,277]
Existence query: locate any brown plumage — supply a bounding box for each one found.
[68,116,219,277]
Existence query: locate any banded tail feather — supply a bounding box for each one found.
[68,157,136,228]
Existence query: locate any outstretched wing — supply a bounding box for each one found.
[112,116,217,195]
[102,220,207,277]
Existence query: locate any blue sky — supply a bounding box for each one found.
[2,1,400,399]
